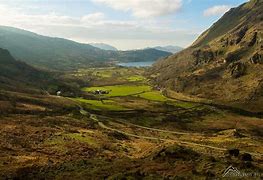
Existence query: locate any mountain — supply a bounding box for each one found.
[117,48,172,62]
[152,45,183,54]
[151,0,263,111]
[0,48,50,92]
[0,26,171,70]
[90,43,118,51]
[0,26,103,70]
[0,48,80,95]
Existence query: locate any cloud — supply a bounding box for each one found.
[0,3,197,50]
[92,0,182,18]
[81,12,105,23]
[203,5,232,17]
[0,4,106,27]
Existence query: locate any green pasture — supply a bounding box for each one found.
[83,85,151,97]
[126,75,146,82]
[77,67,146,83]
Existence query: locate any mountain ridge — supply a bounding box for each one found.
[0,48,80,95]
[0,26,171,70]
[151,45,183,54]
[89,43,118,51]
[150,0,263,111]
[0,48,51,92]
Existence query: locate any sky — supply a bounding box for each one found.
[0,0,248,50]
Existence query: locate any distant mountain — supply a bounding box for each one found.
[0,26,171,70]
[90,43,118,51]
[151,0,263,111]
[152,45,183,54]
[117,48,171,63]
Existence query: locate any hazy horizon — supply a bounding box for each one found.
[0,0,247,50]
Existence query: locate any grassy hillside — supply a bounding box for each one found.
[0,48,81,95]
[151,0,263,112]
[192,0,261,47]
[0,48,49,92]
[0,26,171,70]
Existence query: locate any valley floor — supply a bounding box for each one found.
[0,67,263,179]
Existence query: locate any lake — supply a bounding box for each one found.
[117,61,155,67]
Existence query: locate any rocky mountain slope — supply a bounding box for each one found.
[0,26,171,70]
[151,0,263,111]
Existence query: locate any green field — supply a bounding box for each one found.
[83,85,151,97]
[90,68,125,78]
[126,75,146,82]
[82,84,197,108]
[80,68,198,110]
[73,67,148,85]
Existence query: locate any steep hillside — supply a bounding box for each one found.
[0,26,171,70]
[0,48,80,95]
[0,48,49,92]
[151,0,263,111]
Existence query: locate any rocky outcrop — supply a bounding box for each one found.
[250,52,262,64]
[236,26,248,44]
[248,32,258,47]
[228,62,246,78]
[193,49,215,65]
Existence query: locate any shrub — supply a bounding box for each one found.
[241,153,252,161]
[228,148,240,157]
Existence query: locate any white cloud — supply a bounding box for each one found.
[203,5,232,17]
[0,4,106,27]
[81,12,105,23]
[92,0,182,18]
[0,3,197,50]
